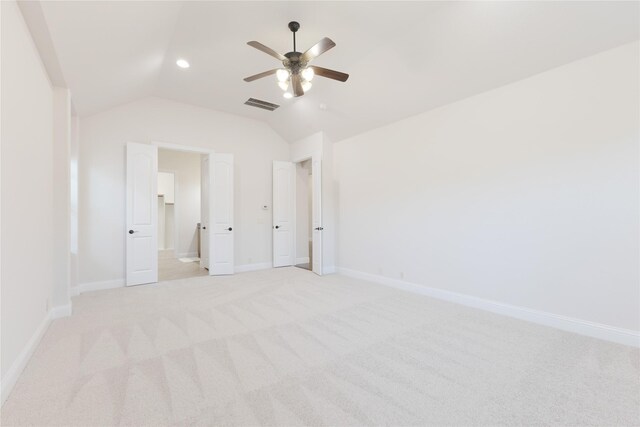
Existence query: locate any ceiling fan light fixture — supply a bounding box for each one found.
[302,80,312,92]
[276,69,290,82]
[283,92,293,99]
[278,81,289,91]
[301,67,314,81]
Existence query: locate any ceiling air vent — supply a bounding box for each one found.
[244,98,279,111]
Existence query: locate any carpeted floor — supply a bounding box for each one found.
[2,267,638,426]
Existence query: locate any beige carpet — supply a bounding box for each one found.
[2,267,638,426]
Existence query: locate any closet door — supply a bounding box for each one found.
[273,161,295,267]
[126,143,158,286]
[211,153,234,275]
[311,157,323,275]
[200,153,214,273]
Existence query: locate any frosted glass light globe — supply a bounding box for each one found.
[301,67,314,81]
[276,69,290,82]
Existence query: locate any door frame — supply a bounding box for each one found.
[151,141,215,276]
[291,150,323,274]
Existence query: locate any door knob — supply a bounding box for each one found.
[274,225,280,229]
[128,230,136,234]
[228,227,233,231]
[202,226,206,230]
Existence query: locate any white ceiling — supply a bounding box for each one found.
[36,1,639,142]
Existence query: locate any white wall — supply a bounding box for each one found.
[78,97,290,287]
[335,41,639,333]
[1,0,55,397]
[158,149,200,257]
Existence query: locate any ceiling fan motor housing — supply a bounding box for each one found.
[284,52,305,74]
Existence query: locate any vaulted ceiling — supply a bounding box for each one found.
[31,1,639,142]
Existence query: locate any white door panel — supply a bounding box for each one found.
[273,161,295,267]
[200,154,213,272]
[212,153,234,275]
[311,158,323,275]
[126,143,158,286]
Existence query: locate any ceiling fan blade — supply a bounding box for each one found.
[300,37,336,63]
[243,69,279,82]
[247,41,286,61]
[291,73,304,97]
[309,66,349,82]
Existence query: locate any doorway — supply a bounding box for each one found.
[272,154,322,275]
[157,149,208,281]
[125,142,235,286]
[295,160,312,271]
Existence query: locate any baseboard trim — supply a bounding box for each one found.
[72,279,124,296]
[337,267,640,348]
[0,300,73,405]
[295,257,310,265]
[323,265,337,274]
[51,303,72,319]
[235,262,273,273]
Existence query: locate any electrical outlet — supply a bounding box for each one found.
[248,257,252,263]
[400,272,405,280]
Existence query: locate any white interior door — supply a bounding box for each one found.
[311,157,323,275]
[273,161,295,267]
[211,153,234,275]
[126,143,158,286]
[200,153,214,273]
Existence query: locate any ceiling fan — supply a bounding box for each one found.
[244,21,349,99]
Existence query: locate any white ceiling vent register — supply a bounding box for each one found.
[244,98,280,111]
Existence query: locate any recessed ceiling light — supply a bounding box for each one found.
[283,92,293,99]
[176,59,190,69]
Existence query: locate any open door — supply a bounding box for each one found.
[200,153,214,273]
[126,143,158,286]
[311,157,323,275]
[273,161,295,267]
[211,153,234,274]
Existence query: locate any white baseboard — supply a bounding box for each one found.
[337,267,640,348]
[323,265,337,274]
[235,262,273,273]
[51,303,72,319]
[72,279,124,296]
[295,257,310,265]
[1,301,73,405]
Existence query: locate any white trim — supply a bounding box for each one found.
[323,265,337,275]
[51,303,72,319]
[337,267,640,348]
[152,141,214,155]
[1,314,50,404]
[1,301,73,404]
[295,257,310,265]
[235,262,272,273]
[74,279,124,295]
